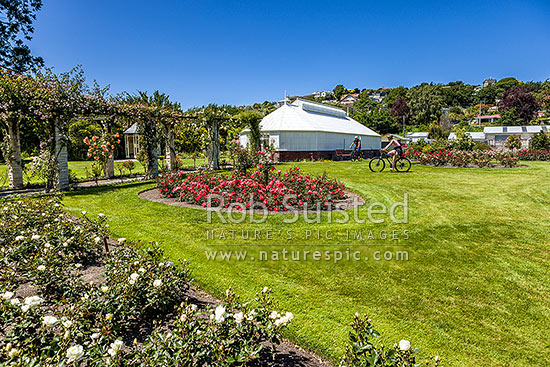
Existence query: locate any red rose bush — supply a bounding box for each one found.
[157,167,347,211]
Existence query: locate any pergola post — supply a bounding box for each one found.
[6,118,24,189]
[55,124,70,191]
[208,121,220,170]
[151,146,159,178]
[165,128,176,170]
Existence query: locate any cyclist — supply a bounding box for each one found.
[382,135,403,171]
[349,136,361,160]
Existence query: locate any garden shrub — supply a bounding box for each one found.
[516,149,550,161]
[504,135,522,150]
[157,166,347,211]
[408,149,519,168]
[528,131,550,150]
[0,197,292,366]
[339,313,440,367]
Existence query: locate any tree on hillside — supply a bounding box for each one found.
[442,81,475,107]
[385,86,408,107]
[333,84,345,100]
[476,77,522,105]
[1,0,44,72]
[406,84,443,126]
[498,86,538,124]
[353,107,398,135]
[390,96,410,134]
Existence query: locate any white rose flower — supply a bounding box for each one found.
[42,315,59,327]
[101,286,109,293]
[1,291,14,300]
[31,234,40,241]
[81,210,87,215]
[233,311,244,324]
[153,279,162,288]
[37,265,46,272]
[62,320,73,328]
[399,339,411,351]
[158,262,164,267]
[269,311,280,319]
[117,238,126,244]
[8,348,19,358]
[94,236,101,243]
[66,344,84,361]
[262,286,269,293]
[214,305,226,323]
[91,333,100,340]
[15,235,25,241]
[10,298,20,305]
[107,339,123,356]
[21,305,30,312]
[24,295,43,307]
[189,304,198,312]
[138,267,146,274]
[98,213,105,218]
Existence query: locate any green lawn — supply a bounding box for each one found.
[0,157,208,188]
[61,161,550,366]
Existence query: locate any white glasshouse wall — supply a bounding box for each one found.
[239,131,380,151]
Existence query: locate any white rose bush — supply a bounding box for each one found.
[339,313,441,367]
[0,197,293,366]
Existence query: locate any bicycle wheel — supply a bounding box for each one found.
[395,157,411,172]
[369,158,385,172]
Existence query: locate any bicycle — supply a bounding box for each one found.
[369,150,411,172]
[350,149,362,161]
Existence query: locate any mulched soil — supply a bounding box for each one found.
[138,188,364,214]
[11,231,333,367]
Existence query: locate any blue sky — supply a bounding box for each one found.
[30,0,550,109]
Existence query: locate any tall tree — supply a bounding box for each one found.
[442,81,475,107]
[333,84,345,100]
[498,86,538,124]
[385,86,408,108]
[390,96,410,134]
[406,84,443,126]
[0,0,44,72]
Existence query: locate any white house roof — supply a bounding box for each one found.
[245,99,380,136]
[448,132,486,140]
[406,132,430,138]
[123,123,139,134]
[483,125,549,134]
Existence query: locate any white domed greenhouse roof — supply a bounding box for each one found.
[242,99,380,137]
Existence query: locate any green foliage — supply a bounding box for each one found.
[385,86,408,108]
[442,81,475,107]
[340,313,437,367]
[505,134,522,150]
[406,84,443,126]
[452,128,475,151]
[68,118,103,160]
[333,84,345,100]
[428,123,449,140]
[528,131,550,150]
[498,108,524,126]
[354,106,399,134]
[0,0,44,72]
[238,110,263,151]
